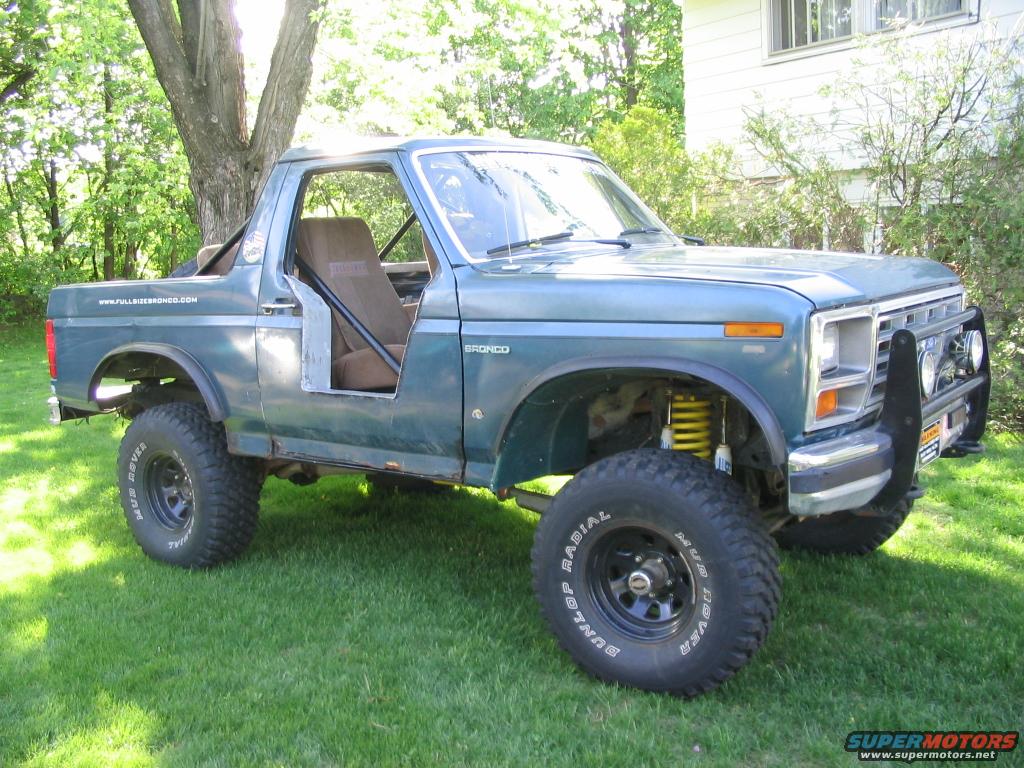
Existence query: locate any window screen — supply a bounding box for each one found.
[874,0,963,28]
[771,0,853,52]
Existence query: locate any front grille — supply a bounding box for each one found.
[867,289,964,410]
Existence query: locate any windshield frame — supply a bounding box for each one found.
[408,145,678,264]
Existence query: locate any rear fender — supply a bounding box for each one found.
[89,343,228,422]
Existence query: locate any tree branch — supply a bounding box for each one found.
[127,0,208,155]
[0,67,36,104]
[248,0,322,195]
[200,0,248,144]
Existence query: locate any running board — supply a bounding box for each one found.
[509,488,552,515]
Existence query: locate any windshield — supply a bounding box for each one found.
[416,151,676,261]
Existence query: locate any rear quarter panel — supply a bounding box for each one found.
[46,264,266,446]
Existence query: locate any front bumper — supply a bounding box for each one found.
[787,307,989,517]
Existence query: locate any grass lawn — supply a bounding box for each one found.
[1,321,1022,767]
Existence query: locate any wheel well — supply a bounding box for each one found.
[492,369,785,505]
[90,347,226,421]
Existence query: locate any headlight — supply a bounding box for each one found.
[952,330,985,374]
[919,351,938,397]
[807,308,874,431]
[820,323,839,373]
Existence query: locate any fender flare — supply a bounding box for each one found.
[90,342,228,422]
[497,355,787,467]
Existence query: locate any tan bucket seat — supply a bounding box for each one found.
[296,217,412,391]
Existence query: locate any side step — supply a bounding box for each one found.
[508,487,553,515]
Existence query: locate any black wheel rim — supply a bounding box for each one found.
[587,525,696,641]
[144,453,194,531]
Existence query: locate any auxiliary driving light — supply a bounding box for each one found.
[952,330,985,374]
[919,350,938,397]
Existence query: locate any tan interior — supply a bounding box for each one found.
[195,243,239,276]
[296,217,413,391]
[421,231,440,277]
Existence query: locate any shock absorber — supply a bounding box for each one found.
[663,393,713,459]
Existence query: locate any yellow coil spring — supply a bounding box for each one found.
[669,395,712,459]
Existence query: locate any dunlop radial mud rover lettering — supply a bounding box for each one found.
[531,448,780,697]
[117,402,263,568]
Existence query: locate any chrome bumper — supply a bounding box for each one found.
[788,432,894,516]
[47,395,62,426]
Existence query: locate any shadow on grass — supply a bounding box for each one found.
[3,457,1023,764]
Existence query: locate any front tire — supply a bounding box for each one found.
[531,449,780,697]
[117,402,263,568]
[774,499,913,555]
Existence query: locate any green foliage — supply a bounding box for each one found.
[0,0,48,105]
[1,0,199,308]
[590,106,863,250]
[591,107,686,218]
[589,107,738,243]
[314,0,683,142]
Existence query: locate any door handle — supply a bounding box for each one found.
[261,299,297,315]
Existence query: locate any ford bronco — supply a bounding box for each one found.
[45,137,990,697]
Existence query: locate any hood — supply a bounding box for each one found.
[486,245,960,309]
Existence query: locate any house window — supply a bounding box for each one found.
[770,0,854,52]
[873,0,964,28]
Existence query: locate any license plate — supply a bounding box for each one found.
[919,420,942,466]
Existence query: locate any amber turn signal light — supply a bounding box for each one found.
[724,322,784,338]
[816,389,839,419]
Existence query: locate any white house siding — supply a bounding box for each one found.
[682,0,1024,186]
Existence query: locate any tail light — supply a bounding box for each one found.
[46,319,57,378]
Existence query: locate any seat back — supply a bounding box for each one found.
[421,231,440,277]
[296,217,412,352]
[196,242,239,276]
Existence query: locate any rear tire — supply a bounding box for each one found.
[531,448,780,697]
[117,402,263,568]
[774,499,912,556]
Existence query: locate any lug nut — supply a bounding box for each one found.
[666,579,674,587]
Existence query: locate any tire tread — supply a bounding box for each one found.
[531,448,780,697]
[119,402,262,568]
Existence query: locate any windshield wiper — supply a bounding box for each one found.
[486,231,573,255]
[486,230,631,255]
[619,226,665,236]
[620,226,705,245]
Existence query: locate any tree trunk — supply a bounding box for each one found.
[2,163,32,261]
[102,63,117,281]
[43,159,65,265]
[169,224,179,272]
[188,150,251,244]
[103,218,116,280]
[123,241,137,279]
[619,5,640,109]
[128,0,323,244]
